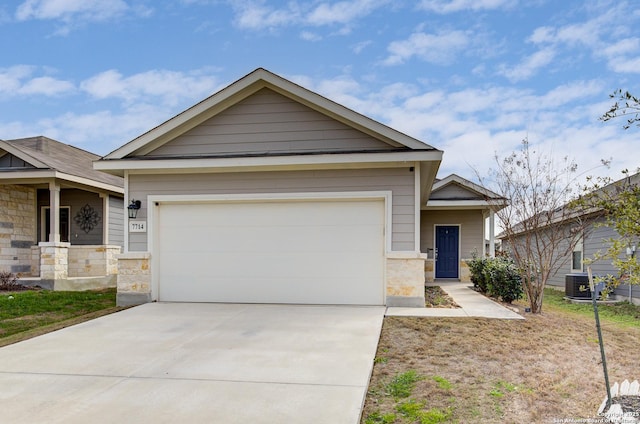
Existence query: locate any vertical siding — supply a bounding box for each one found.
[149,89,396,157]
[128,167,415,252]
[420,210,484,259]
[108,196,124,248]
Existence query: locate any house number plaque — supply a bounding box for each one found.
[129,221,147,233]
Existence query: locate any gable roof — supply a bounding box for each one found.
[102,68,439,161]
[95,68,443,204]
[425,174,508,210]
[0,136,123,193]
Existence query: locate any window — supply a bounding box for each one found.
[571,238,583,272]
[42,207,70,242]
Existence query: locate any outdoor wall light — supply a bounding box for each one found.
[128,199,141,219]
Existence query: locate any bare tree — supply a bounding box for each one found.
[478,139,594,313]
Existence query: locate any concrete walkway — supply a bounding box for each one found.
[386,282,524,319]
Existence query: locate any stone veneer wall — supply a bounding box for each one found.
[68,245,121,277]
[386,253,427,307]
[39,242,70,281]
[425,258,471,283]
[0,185,36,275]
[116,252,152,306]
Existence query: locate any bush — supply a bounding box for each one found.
[485,257,523,303]
[468,254,523,303]
[0,271,20,290]
[468,254,490,293]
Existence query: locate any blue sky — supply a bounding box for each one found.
[1,0,639,182]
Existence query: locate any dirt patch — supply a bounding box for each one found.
[424,286,460,308]
[363,310,640,423]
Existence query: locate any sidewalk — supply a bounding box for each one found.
[386,282,524,320]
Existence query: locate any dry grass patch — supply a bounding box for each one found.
[424,286,459,308]
[364,300,640,423]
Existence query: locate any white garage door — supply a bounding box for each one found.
[155,198,385,305]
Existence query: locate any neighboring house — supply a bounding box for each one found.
[500,172,640,305]
[0,136,125,290]
[422,174,507,283]
[95,68,501,307]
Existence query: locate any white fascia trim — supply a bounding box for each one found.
[123,171,130,254]
[54,172,125,194]
[424,200,503,210]
[0,169,57,181]
[95,151,442,174]
[433,174,503,199]
[147,190,392,206]
[414,161,421,253]
[0,141,49,168]
[0,170,124,194]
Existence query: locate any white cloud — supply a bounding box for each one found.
[80,69,219,107]
[16,0,130,22]
[228,0,389,32]
[229,0,300,30]
[383,30,469,66]
[300,31,322,41]
[498,47,556,82]
[0,65,74,97]
[522,3,640,76]
[419,0,517,13]
[352,40,372,54]
[306,0,389,26]
[18,76,75,95]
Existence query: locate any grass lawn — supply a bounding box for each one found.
[362,288,640,423]
[0,288,122,347]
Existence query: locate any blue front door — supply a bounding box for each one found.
[435,226,459,279]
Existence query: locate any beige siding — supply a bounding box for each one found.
[420,210,484,259]
[149,89,396,157]
[128,167,415,252]
[430,184,483,200]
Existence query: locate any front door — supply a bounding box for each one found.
[435,225,459,279]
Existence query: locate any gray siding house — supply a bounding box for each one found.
[0,136,124,290]
[502,173,640,304]
[95,68,502,307]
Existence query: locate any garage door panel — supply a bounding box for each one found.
[157,199,385,305]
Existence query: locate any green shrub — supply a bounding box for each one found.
[468,253,489,293]
[468,254,523,303]
[485,256,523,303]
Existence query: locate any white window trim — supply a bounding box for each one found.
[40,205,71,243]
[571,237,584,273]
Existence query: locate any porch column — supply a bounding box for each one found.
[100,193,109,244]
[49,182,60,243]
[489,209,496,258]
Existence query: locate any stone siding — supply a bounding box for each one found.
[116,253,152,306]
[0,185,36,275]
[425,258,471,283]
[39,242,70,280]
[68,245,121,277]
[386,253,427,307]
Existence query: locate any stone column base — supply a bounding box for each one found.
[386,252,427,307]
[116,252,151,306]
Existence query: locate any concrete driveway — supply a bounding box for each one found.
[0,303,385,424]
